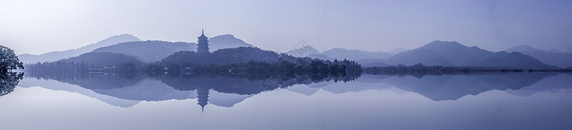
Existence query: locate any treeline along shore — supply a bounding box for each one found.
[363,63,572,78]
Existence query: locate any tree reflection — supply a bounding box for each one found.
[24,62,360,111]
[0,72,23,96]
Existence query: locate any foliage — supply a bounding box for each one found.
[0,45,24,97]
[0,45,24,73]
[161,47,280,64]
[25,52,144,81]
[157,47,362,81]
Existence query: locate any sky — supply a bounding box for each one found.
[1,0,571,55]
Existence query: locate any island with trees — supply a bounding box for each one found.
[0,45,24,96]
[25,47,361,83]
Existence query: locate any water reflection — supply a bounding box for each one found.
[17,68,572,110]
[0,72,23,96]
[23,69,359,110]
[6,70,572,129]
[373,73,560,101]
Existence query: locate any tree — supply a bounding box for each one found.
[0,45,24,96]
[0,45,24,73]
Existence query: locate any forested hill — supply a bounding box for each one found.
[161,47,361,74]
[92,40,195,63]
[25,47,362,81]
[162,47,280,64]
[24,52,144,80]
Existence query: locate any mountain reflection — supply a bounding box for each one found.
[162,73,356,110]
[24,70,358,109]
[364,73,561,101]
[18,70,572,110]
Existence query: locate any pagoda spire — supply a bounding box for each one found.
[197,29,209,54]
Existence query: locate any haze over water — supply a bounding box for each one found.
[1,1,572,130]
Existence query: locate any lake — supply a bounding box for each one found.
[1,73,571,130]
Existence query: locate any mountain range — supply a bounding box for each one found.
[92,34,254,63]
[285,45,394,67]
[18,34,254,64]
[19,33,570,69]
[18,34,140,64]
[384,41,556,69]
[505,45,572,68]
[286,41,560,69]
[92,41,195,63]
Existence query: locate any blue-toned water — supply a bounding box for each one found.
[1,73,571,130]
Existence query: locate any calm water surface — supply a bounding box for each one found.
[1,73,571,130]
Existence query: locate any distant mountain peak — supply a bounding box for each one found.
[421,40,465,49]
[208,34,254,51]
[287,45,320,57]
[417,40,489,54]
[107,34,139,40]
[80,34,141,50]
[211,34,238,39]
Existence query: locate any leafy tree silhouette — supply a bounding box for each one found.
[0,45,24,97]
